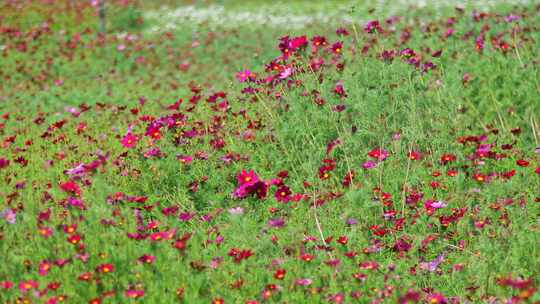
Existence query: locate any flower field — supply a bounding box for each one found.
[0,0,539,303]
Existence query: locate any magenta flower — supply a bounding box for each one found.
[362,161,377,170]
[177,154,193,165]
[0,158,9,169]
[237,169,259,186]
[121,133,138,148]
[125,289,144,299]
[18,280,38,293]
[364,20,382,33]
[268,217,285,228]
[236,69,253,82]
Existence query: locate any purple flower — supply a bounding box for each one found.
[346,217,358,225]
[65,164,86,176]
[505,14,520,22]
[67,197,86,210]
[362,161,377,169]
[1,208,16,224]
[268,217,285,228]
[419,254,444,272]
[428,254,445,271]
[178,212,195,222]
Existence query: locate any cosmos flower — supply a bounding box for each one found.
[295,278,312,286]
[121,132,138,148]
[362,161,377,169]
[268,217,285,228]
[0,208,16,224]
[236,69,254,82]
[228,207,244,215]
[367,148,389,161]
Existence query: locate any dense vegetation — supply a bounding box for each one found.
[0,1,539,303]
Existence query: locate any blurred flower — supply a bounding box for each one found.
[1,208,16,224]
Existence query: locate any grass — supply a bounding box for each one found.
[0,0,539,303]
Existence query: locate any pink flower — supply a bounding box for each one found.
[236,69,254,82]
[237,169,259,186]
[0,281,13,290]
[18,280,38,293]
[426,293,447,304]
[125,289,144,299]
[177,155,193,165]
[228,207,244,215]
[38,260,52,276]
[295,278,312,286]
[279,67,293,79]
[425,200,447,209]
[138,254,156,264]
[121,133,138,148]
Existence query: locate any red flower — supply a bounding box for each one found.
[274,269,286,280]
[364,20,383,33]
[516,159,529,167]
[138,254,156,264]
[67,234,81,245]
[368,148,389,161]
[301,253,314,262]
[18,280,38,292]
[275,185,291,203]
[472,173,486,182]
[96,263,114,274]
[408,150,421,160]
[0,158,9,169]
[331,41,343,54]
[334,82,347,97]
[38,260,52,276]
[59,181,81,196]
[440,154,456,164]
[78,272,93,281]
[337,236,348,245]
[228,248,254,263]
[88,298,101,304]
